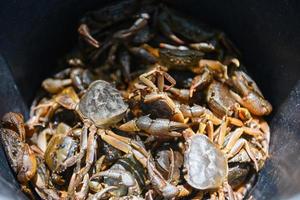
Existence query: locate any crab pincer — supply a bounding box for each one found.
[0,112,37,197]
[118,115,188,138]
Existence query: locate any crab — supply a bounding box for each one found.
[156,6,240,58]
[157,6,216,45]
[229,70,272,116]
[86,152,146,198]
[155,149,183,185]
[206,81,237,117]
[189,59,230,97]
[78,0,141,48]
[38,80,129,198]
[158,48,204,70]
[54,80,128,127]
[0,1,273,198]
[136,65,185,123]
[180,105,267,197]
[0,112,37,197]
[97,129,190,199]
[44,125,79,173]
[98,128,230,199]
[31,155,61,200]
[78,2,157,82]
[179,104,222,126]
[153,46,230,98]
[55,80,129,196]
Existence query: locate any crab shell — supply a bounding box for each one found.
[184,134,228,190]
[78,80,128,127]
[0,128,23,172]
[207,81,236,117]
[44,134,78,173]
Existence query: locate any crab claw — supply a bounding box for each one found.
[1,112,26,141]
[119,116,187,138]
[78,24,100,48]
[91,169,136,187]
[230,90,272,116]
[230,70,272,116]
[118,119,140,132]
[42,78,72,94]
[54,87,80,110]
[189,68,212,97]
[157,11,185,45]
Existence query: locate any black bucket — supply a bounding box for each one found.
[0,0,299,199]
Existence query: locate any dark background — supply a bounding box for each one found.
[0,0,300,199]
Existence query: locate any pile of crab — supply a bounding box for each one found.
[0,1,272,200]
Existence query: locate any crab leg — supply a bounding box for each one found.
[42,78,72,94]
[147,157,179,199]
[167,148,175,183]
[168,88,190,102]
[74,174,89,200]
[78,24,100,48]
[217,117,228,146]
[144,93,184,122]
[85,125,97,170]
[260,119,270,157]
[145,189,155,200]
[189,42,215,51]
[228,117,244,127]
[162,71,176,91]
[37,127,54,152]
[99,130,134,153]
[197,59,228,79]
[89,186,117,200]
[222,128,244,153]
[99,130,149,167]
[189,68,212,97]
[75,125,88,172]
[54,87,79,110]
[139,68,160,91]
[114,13,149,39]
[227,138,259,171]
[157,12,184,44]
[206,120,214,141]
[224,181,235,200]
[234,106,252,121]
[181,104,222,125]
[68,125,97,198]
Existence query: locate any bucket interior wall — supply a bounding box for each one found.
[0,0,299,199]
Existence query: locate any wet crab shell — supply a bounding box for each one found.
[0,128,23,173]
[207,81,236,117]
[184,134,228,190]
[78,80,128,127]
[44,134,78,173]
[159,48,204,70]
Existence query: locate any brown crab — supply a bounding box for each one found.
[0,112,37,197]
[229,70,272,116]
[137,65,185,122]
